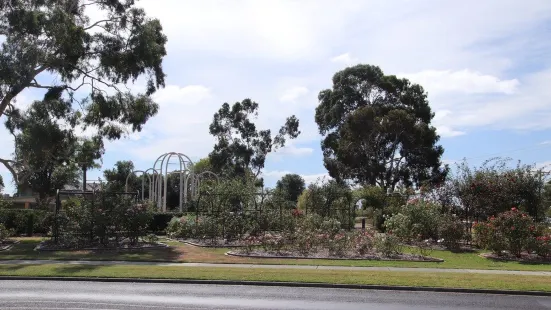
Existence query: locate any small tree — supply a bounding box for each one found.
[275,174,305,203]
[208,99,300,186]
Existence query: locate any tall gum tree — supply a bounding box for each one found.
[315,64,448,191]
[0,0,167,187]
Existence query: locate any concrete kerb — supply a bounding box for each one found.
[0,276,549,297]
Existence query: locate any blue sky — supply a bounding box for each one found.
[2,0,551,193]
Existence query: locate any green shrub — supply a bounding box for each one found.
[384,199,441,242]
[0,209,50,236]
[327,231,350,257]
[0,223,13,242]
[352,230,375,256]
[473,208,535,257]
[150,213,183,233]
[374,233,403,257]
[534,234,551,258]
[438,215,465,250]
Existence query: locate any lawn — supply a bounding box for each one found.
[1,238,550,271]
[0,264,549,292]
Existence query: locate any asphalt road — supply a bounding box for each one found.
[0,280,550,310]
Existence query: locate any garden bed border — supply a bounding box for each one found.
[226,251,444,262]
[479,253,551,264]
[34,241,169,252]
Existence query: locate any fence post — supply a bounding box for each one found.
[54,189,60,244]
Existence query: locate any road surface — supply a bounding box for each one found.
[0,280,549,309]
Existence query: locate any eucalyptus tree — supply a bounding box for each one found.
[0,0,167,187]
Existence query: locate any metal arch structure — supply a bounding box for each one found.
[121,153,221,212]
[125,170,152,201]
[152,152,194,212]
[143,168,160,204]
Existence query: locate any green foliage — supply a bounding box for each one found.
[275,174,305,203]
[374,234,403,257]
[296,180,355,228]
[384,199,442,242]
[0,223,13,242]
[7,100,80,206]
[103,161,140,193]
[150,213,181,233]
[58,194,154,248]
[534,234,551,258]
[353,186,386,210]
[208,99,300,184]
[473,208,537,257]
[1,0,167,187]
[452,158,547,221]
[438,214,466,250]
[315,64,447,190]
[0,208,49,236]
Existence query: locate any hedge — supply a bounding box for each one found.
[0,209,51,236]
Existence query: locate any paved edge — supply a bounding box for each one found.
[0,276,549,297]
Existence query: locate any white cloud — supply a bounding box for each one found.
[109,85,217,162]
[133,0,363,61]
[400,69,520,95]
[436,126,466,138]
[330,53,357,65]
[262,170,329,185]
[280,86,309,103]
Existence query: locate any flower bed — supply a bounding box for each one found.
[227,250,443,262]
[36,239,169,251]
[480,252,551,264]
[176,238,253,248]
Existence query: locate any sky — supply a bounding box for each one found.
[2,0,551,194]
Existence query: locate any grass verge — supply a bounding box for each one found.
[0,264,549,292]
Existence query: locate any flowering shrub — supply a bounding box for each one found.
[534,235,551,258]
[438,215,465,250]
[327,231,350,257]
[352,230,375,256]
[260,232,287,253]
[374,233,403,257]
[384,199,441,242]
[473,208,535,257]
[56,195,154,248]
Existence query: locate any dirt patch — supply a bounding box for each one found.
[480,252,551,264]
[227,250,443,262]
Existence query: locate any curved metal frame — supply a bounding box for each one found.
[122,153,221,213]
[125,170,152,201]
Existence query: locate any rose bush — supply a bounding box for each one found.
[384,199,442,242]
[473,208,536,257]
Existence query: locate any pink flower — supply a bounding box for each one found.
[511,226,515,231]
[511,207,517,212]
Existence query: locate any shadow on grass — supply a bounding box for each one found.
[0,264,31,272]
[55,264,102,274]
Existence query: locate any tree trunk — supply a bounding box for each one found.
[82,165,87,191]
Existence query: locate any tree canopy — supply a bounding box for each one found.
[208,99,300,186]
[6,100,80,206]
[103,160,137,192]
[0,0,167,186]
[315,64,447,191]
[275,173,305,203]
